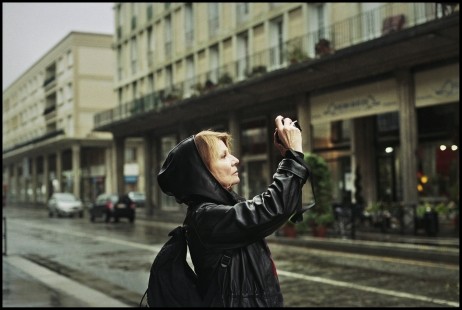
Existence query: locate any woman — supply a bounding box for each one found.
[157,115,312,307]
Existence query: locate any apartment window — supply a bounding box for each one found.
[414,3,443,24]
[65,83,72,102]
[117,5,123,26]
[147,27,155,68]
[185,56,195,98]
[146,74,155,107]
[58,88,64,106]
[165,65,173,90]
[315,4,327,39]
[236,3,249,24]
[269,3,283,10]
[185,3,194,48]
[130,37,138,74]
[208,3,219,38]
[117,5,123,39]
[237,32,249,80]
[164,16,172,59]
[209,45,219,84]
[269,18,284,68]
[308,3,328,57]
[118,88,123,105]
[147,3,153,20]
[66,50,73,67]
[131,3,138,30]
[132,81,138,101]
[117,46,123,80]
[57,57,64,74]
[360,3,382,40]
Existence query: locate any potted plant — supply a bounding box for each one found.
[245,65,267,78]
[281,221,298,238]
[163,87,182,105]
[218,72,233,86]
[286,44,310,65]
[296,152,334,237]
[414,202,439,236]
[315,38,333,58]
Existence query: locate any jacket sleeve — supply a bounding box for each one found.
[191,157,310,249]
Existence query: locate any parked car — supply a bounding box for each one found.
[89,193,136,223]
[128,191,146,208]
[48,193,84,218]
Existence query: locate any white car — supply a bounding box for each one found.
[48,193,84,218]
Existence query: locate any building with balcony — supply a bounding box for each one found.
[2,32,122,205]
[97,4,458,235]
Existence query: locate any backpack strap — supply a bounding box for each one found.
[183,212,233,269]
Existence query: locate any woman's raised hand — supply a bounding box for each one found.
[274,115,303,156]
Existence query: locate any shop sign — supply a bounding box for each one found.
[124,175,138,183]
[311,79,398,124]
[415,64,459,107]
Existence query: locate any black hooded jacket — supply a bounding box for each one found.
[157,135,311,307]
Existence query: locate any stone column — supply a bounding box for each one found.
[396,70,418,208]
[14,163,19,204]
[56,150,62,193]
[32,157,37,204]
[296,93,313,153]
[105,147,113,193]
[229,112,241,194]
[152,136,160,213]
[228,112,241,161]
[114,137,125,196]
[72,145,81,198]
[352,116,377,206]
[143,134,154,216]
[43,155,50,201]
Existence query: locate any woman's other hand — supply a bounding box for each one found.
[274,115,303,156]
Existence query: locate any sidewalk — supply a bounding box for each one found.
[2,255,131,308]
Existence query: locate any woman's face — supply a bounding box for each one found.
[209,140,240,189]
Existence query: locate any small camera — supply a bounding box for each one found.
[276,120,302,144]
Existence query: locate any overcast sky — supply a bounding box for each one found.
[2,2,114,91]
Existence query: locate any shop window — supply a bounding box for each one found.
[377,112,399,135]
[160,135,178,209]
[241,118,267,155]
[417,103,459,202]
[240,118,269,199]
[313,120,351,149]
[125,147,137,163]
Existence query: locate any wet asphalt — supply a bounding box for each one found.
[2,208,459,307]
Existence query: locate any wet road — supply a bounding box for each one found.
[3,207,459,307]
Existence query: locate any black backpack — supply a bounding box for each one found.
[140,225,231,307]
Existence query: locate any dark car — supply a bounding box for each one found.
[89,193,136,223]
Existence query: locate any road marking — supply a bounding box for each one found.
[277,270,459,307]
[269,243,459,270]
[9,218,164,251]
[10,219,459,307]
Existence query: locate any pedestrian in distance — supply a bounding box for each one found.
[157,115,314,307]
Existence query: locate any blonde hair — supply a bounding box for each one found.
[194,130,232,170]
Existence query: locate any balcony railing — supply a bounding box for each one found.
[94,3,455,129]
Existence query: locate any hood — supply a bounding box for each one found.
[157,136,236,205]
